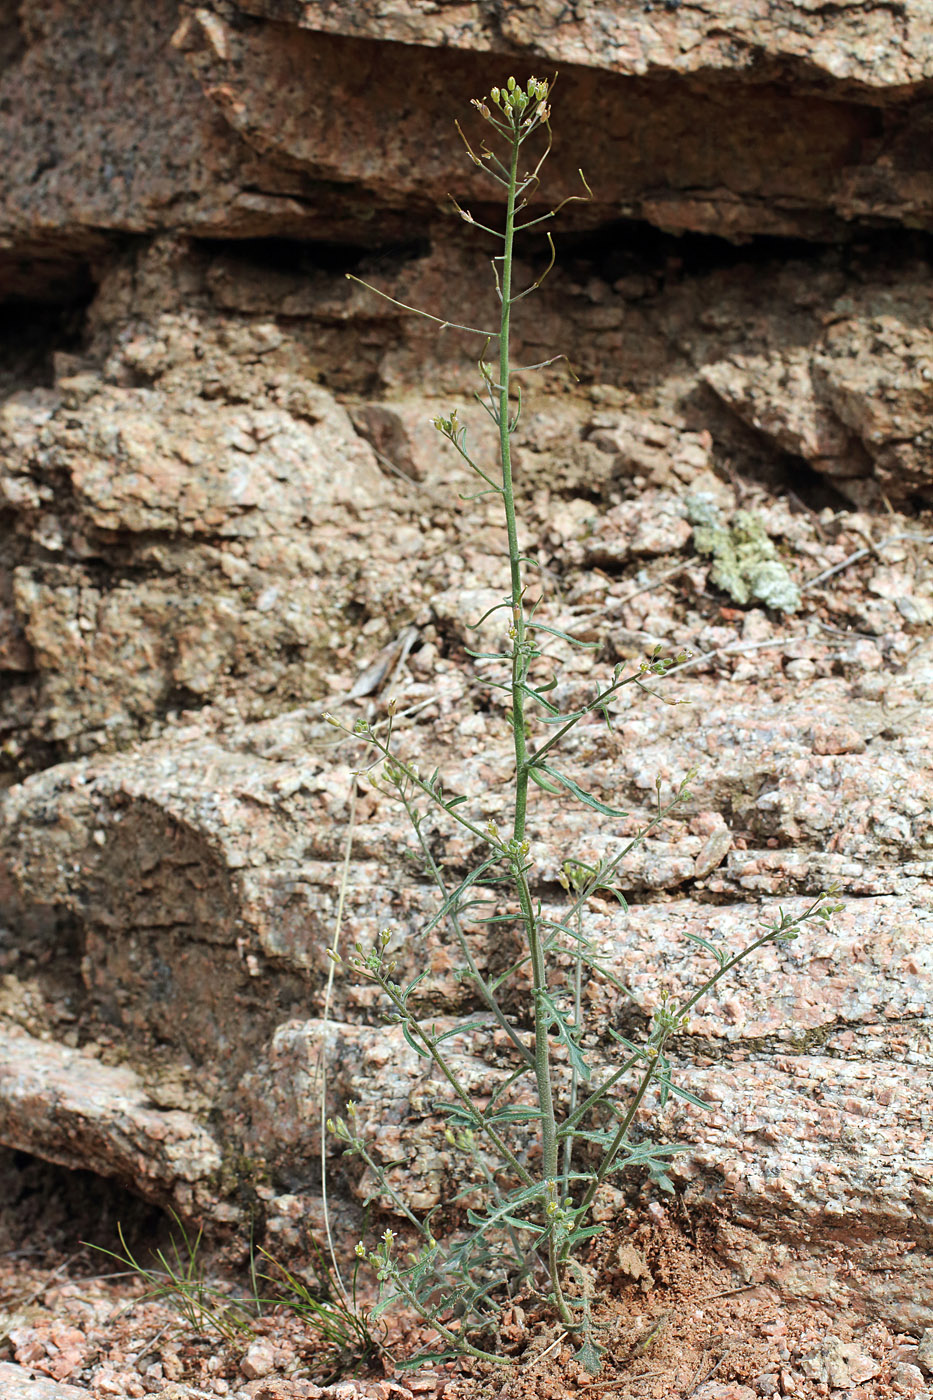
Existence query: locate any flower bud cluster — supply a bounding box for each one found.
[444,1125,476,1153]
[433,408,461,439]
[559,859,590,894]
[489,75,549,127]
[640,644,692,677]
[327,1112,362,1148]
[652,988,689,1035]
[348,930,398,979]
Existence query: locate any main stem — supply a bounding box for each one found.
[499,126,569,1325]
[500,134,527,845]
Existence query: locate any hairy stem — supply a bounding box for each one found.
[497,127,570,1326]
[404,798,534,1068]
[375,975,535,1187]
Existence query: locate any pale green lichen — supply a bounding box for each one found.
[688,499,801,613]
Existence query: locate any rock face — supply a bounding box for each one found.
[1,0,932,1339]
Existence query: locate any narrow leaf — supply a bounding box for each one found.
[539,706,588,725]
[483,1106,543,1124]
[528,766,563,794]
[537,764,628,817]
[433,1019,494,1045]
[661,1079,710,1111]
[528,622,598,648]
[682,930,727,967]
[401,1021,430,1059]
[517,682,560,715]
[400,967,432,1002]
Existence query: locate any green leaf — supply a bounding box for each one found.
[369,1291,404,1321]
[574,1339,604,1375]
[434,1101,476,1125]
[463,1180,550,1235]
[593,883,629,910]
[401,1021,430,1058]
[398,971,432,1012]
[561,1224,604,1247]
[420,856,500,940]
[660,1079,710,1111]
[484,1060,535,1113]
[682,930,727,967]
[606,1032,643,1055]
[433,1019,494,1045]
[536,764,628,817]
[444,1180,493,1206]
[517,681,560,715]
[483,1106,543,1124]
[465,1206,544,1233]
[539,706,588,724]
[498,1214,547,1234]
[658,1064,670,1111]
[488,952,532,992]
[467,599,511,629]
[528,766,563,794]
[564,1127,616,1147]
[539,917,588,944]
[470,911,525,925]
[528,622,598,649]
[393,1352,458,1372]
[539,991,591,1082]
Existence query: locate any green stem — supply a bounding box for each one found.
[404,799,534,1068]
[562,897,584,1186]
[360,734,503,851]
[500,134,529,845]
[352,1140,433,1239]
[388,1270,509,1366]
[376,976,535,1187]
[498,127,570,1325]
[572,1050,663,1224]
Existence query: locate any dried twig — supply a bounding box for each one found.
[687,1347,735,1397]
[523,1330,567,1370]
[802,530,933,592]
[12,1253,80,1310]
[667,633,806,676]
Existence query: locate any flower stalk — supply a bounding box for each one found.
[324,77,843,1375]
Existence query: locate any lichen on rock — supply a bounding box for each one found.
[688,500,802,613]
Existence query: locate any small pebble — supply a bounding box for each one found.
[240,1340,276,1380]
[892,1362,927,1393]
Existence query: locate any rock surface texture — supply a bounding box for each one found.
[1,0,932,1359]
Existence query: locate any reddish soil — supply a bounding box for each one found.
[1,1150,926,1399]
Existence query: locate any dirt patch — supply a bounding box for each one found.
[1,1153,927,1398]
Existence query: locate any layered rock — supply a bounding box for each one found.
[1,0,932,1342]
[4,0,933,302]
[1,616,931,1314]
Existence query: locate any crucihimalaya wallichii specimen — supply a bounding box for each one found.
[323,76,841,1375]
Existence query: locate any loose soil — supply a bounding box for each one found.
[0,1150,924,1399]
